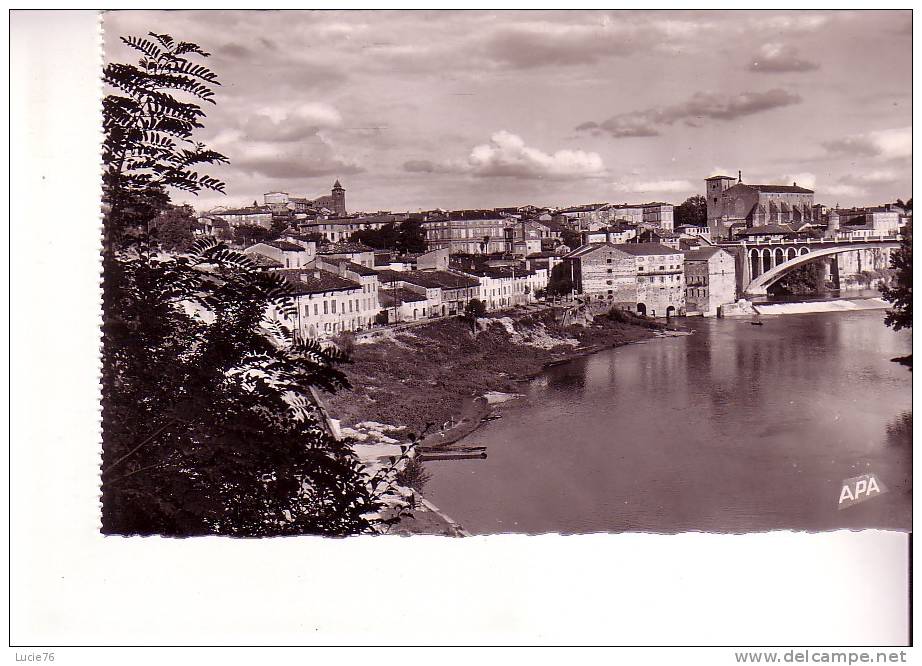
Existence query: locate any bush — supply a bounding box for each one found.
[395,457,432,493]
[465,298,487,318]
[606,307,665,329]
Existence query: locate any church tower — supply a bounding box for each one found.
[331,180,346,217]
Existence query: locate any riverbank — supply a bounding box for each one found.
[325,306,667,438]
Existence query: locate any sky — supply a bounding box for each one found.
[104,10,912,214]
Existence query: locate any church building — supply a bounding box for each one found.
[706,172,814,240]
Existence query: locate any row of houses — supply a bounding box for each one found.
[241,236,551,341]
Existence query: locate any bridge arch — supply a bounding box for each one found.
[786,247,797,261]
[745,242,899,295]
[762,247,773,270]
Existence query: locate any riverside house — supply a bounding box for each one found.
[275,268,374,339]
[683,247,737,317]
[565,241,686,317]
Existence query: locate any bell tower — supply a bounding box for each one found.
[331,180,346,217]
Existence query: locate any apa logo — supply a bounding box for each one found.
[838,473,887,510]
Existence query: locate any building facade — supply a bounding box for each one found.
[565,242,685,317]
[706,173,815,240]
[683,247,737,317]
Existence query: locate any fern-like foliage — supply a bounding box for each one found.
[99,235,399,537]
[103,32,229,245]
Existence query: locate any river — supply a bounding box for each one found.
[422,308,912,534]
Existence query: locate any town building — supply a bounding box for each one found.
[272,268,371,340]
[683,247,737,317]
[641,203,675,231]
[706,172,815,240]
[565,242,685,317]
[262,181,347,218]
[315,256,381,318]
[675,224,711,241]
[316,241,376,269]
[422,210,508,254]
[213,205,274,229]
[635,228,681,249]
[826,206,901,238]
[584,224,637,245]
[378,287,429,323]
[243,239,315,269]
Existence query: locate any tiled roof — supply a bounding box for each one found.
[684,247,725,261]
[705,174,736,180]
[262,239,307,252]
[613,242,682,256]
[248,253,284,268]
[317,241,375,254]
[746,184,814,194]
[377,269,480,290]
[276,269,361,295]
[557,203,605,214]
[321,257,378,276]
[448,209,505,221]
[379,287,428,306]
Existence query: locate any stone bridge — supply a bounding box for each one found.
[716,237,900,296]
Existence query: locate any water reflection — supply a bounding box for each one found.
[424,311,912,534]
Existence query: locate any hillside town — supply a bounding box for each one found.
[181,174,910,338]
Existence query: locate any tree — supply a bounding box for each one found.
[150,205,197,252]
[880,220,912,330]
[674,195,707,228]
[102,32,229,246]
[101,33,404,536]
[233,223,274,246]
[465,298,487,318]
[547,262,574,296]
[396,219,427,254]
[101,238,401,535]
[561,229,582,250]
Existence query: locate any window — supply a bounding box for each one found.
[314,303,319,316]
[323,301,328,315]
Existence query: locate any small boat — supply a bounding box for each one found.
[750,321,764,326]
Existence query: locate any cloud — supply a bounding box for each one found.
[483,21,639,68]
[240,103,343,142]
[822,127,911,160]
[778,172,817,189]
[577,89,802,138]
[231,136,363,179]
[404,131,606,180]
[749,43,819,73]
[613,179,696,194]
[824,183,866,198]
[839,169,900,186]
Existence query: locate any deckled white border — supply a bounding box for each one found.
[8,9,913,650]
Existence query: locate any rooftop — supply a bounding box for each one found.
[684,247,726,261]
[613,242,682,257]
[261,239,308,252]
[379,287,428,306]
[376,268,480,290]
[317,241,375,255]
[319,256,379,276]
[276,268,361,295]
[745,184,814,194]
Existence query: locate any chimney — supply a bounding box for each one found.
[793,181,797,187]
[738,170,742,183]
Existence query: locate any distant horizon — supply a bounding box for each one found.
[104,10,911,213]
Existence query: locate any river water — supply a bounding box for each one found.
[423,308,912,534]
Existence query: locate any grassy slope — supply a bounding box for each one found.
[324,307,660,437]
